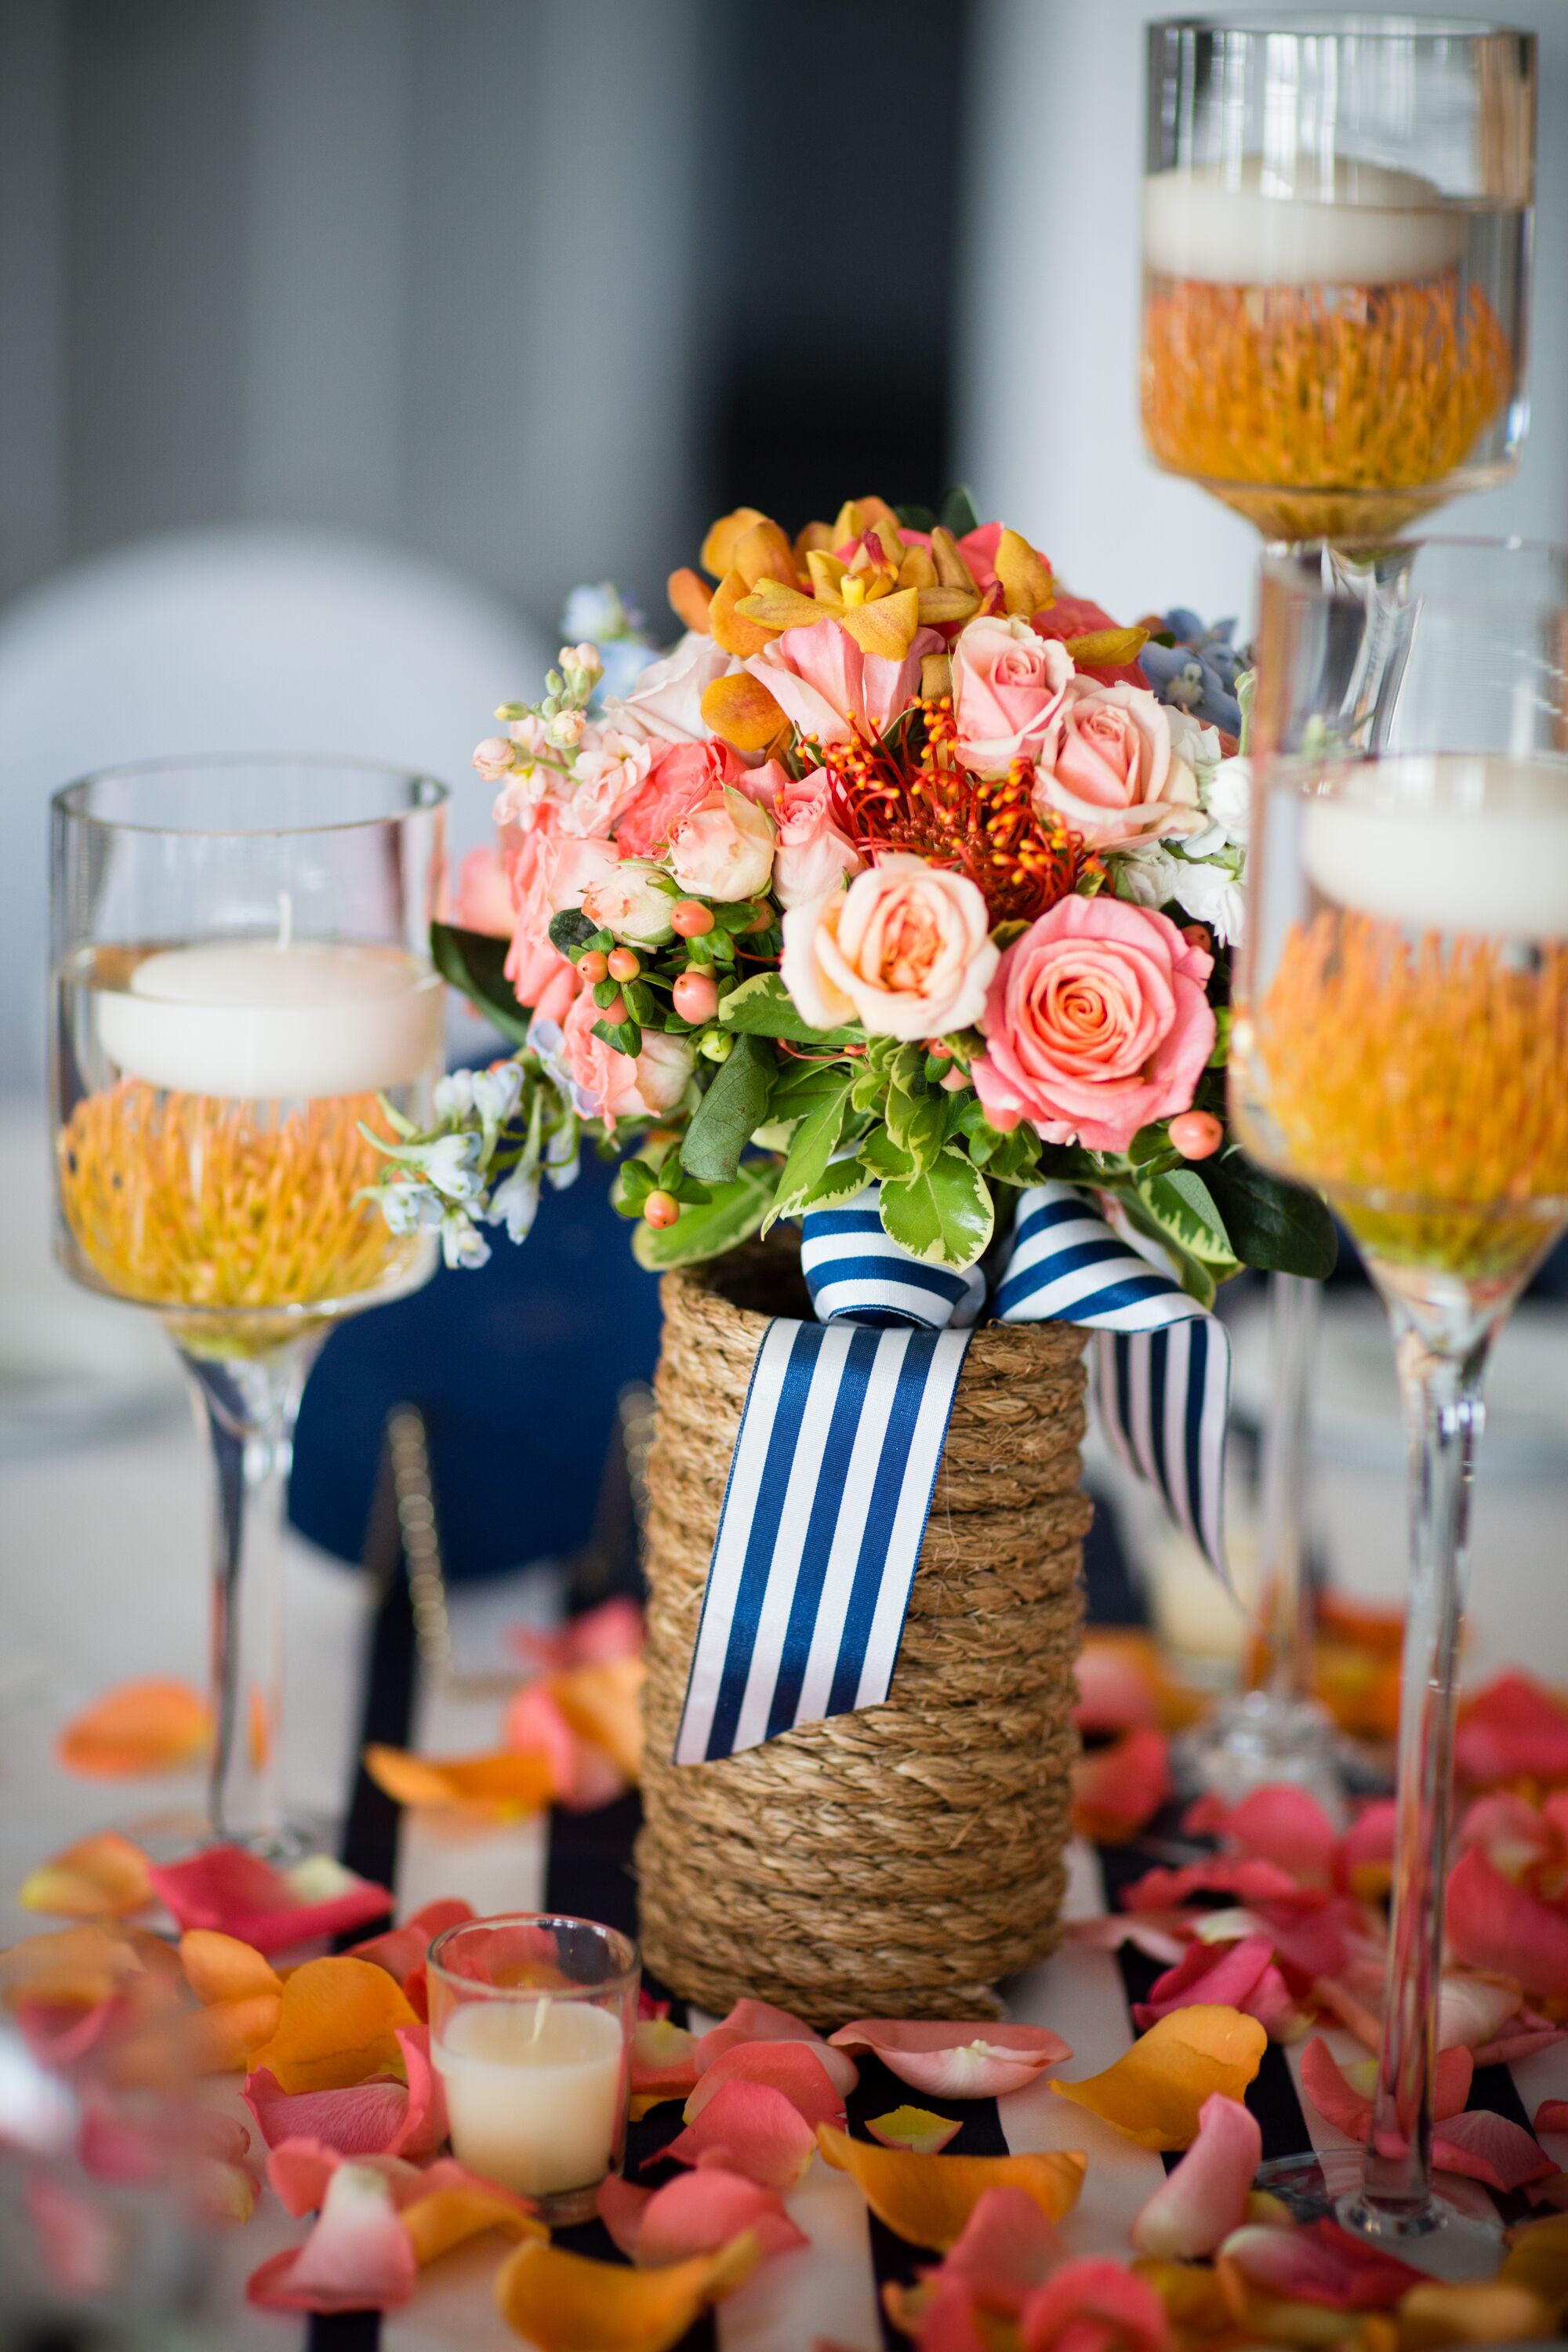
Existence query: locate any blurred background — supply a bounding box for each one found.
[4,0,1568,1712]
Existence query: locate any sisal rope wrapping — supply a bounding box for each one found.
[635,1238,1091,2024]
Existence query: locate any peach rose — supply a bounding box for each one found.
[615,740,742,858]
[502,814,583,1025]
[1031,677,1200,848]
[781,854,997,1041]
[764,761,863,909]
[744,616,942,745]
[972,895,1214,1153]
[951,615,1074,776]
[559,990,695,1127]
[667,785,775,902]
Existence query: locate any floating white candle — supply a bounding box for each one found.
[95,941,445,1100]
[1143,158,1466,287]
[433,1995,626,2198]
[1300,755,1568,939]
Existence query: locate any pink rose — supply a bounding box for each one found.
[762,761,864,909]
[559,990,695,1127]
[502,813,582,1022]
[951,615,1074,776]
[543,832,619,918]
[603,633,733,746]
[781,854,997,1042]
[744,616,942,745]
[615,740,742,858]
[453,844,514,938]
[668,785,775,902]
[560,726,652,839]
[972,895,1215,1154]
[1031,678,1200,849]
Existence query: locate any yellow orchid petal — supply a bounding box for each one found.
[920,652,953,702]
[245,1955,419,2094]
[1399,2280,1556,2348]
[362,1744,555,1817]
[700,507,767,580]
[793,519,836,568]
[897,544,938,590]
[733,579,829,634]
[815,2122,1083,2249]
[915,585,981,628]
[995,526,1055,618]
[20,1832,152,1920]
[666,567,712,635]
[699,673,790,757]
[180,1929,282,2005]
[837,586,921,660]
[731,518,798,591]
[551,1657,644,1782]
[853,494,903,544]
[1051,2006,1267,2151]
[1064,626,1151,670]
[805,548,848,601]
[494,2234,759,2351]
[929,526,978,593]
[831,499,866,544]
[708,569,779,659]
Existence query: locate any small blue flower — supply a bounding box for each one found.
[1138,612,1246,735]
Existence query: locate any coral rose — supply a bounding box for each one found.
[503,815,583,1026]
[667,785,775,902]
[453,844,514,938]
[558,991,695,1127]
[760,760,863,909]
[951,615,1073,776]
[615,740,742,858]
[1032,677,1202,849]
[972,896,1214,1153]
[744,616,941,745]
[781,855,997,1041]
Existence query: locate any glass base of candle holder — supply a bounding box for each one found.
[124,1804,338,1869]
[1254,2154,1503,2280]
[1178,1687,1345,1815]
[535,2180,615,2230]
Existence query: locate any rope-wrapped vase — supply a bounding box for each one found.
[636,1240,1092,2025]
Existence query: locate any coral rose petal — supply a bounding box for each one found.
[816,2123,1083,2250]
[1073,1727,1173,1845]
[938,2185,1065,2311]
[1337,1799,1398,1900]
[1447,1846,1568,2000]
[866,2107,961,2155]
[827,2020,1069,2101]
[1299,2036,1473,2143]
[1215,1785,1339,1886]
[1455,1671,1568,1786]
[20,1833,153,1920]
[1051,2006,1266,2151]
[1019,2256,1171,2352]
[684,2042,845,2128]
[1074,1638,1160,1735]
[246,2161,418,2314]
[347,1900,475,1992]
[245,2068,409,2158]
[361,1744,555,1817]
[264,2136,423,2218]
[694,1997,826,2070]
[633,2168,808,2267]
[660,2080,817,2190]
[245,1956,419,2094]
[147,1844,390,1954]
[493,2235,760,2352]
[551,1657,645,1784]
[1538,2101,1568,2135]
[179,1929,282,2005]
[1131,1936,1275,2033]
[597,2172,654,2257]
[399,2158,544,2265]
[1432,2108,1554,2191]
[510,1595,644,1675]
[1120,1857,1304,1912]
[56,1678,209,1777]
[1131,2092,1261,2259]
[1218,2216,1425,2310]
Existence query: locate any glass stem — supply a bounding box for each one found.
[1258,1271,1320,1710]
[180,1341,314,1849]
[1359,1319,1488,2224]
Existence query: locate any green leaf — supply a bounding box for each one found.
[850,1065,886,1114]
[885,1082,947,1173]
[895,502,938,533]
[1203,1151,1338,1280]
[681,1033,774,1183]
[859,1125,913,1180]
[983,1123,1043,1185]
[1134,1170,1237,1272]
[548,909,596,956]
[768,1072,854,1224]
[880,1147,994,1269]
[430,920,531,1048]
[593,1016,642,1058]
[719,971,859,1047]
[801,1156,870,1211]
[631,1162,779,1270]
[938,485,980,539]
[1112,1186,1220,1309]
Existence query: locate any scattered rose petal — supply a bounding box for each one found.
[1,1922,175,2005]
[1457,1790,1551,1872]
[56,1678,209,1777]
[1447,1845,1568,2000]
[1131,2092,1261,2260]
[1051,2006,1266,2151]
[247,2161,418,2314]
[827,2020,1069,2100]
[816,2123,1083,2249]
[493,2235,759,2352]
[631,2017,701,2118]
[245,2026,441,2159]
[659,2079,817,2190]
[266,2137,419,2218]
[20,1833,152,1919]
[398,2156,544,2265]
[1131,1935,1298,2040]
[1131,2256,1233,2342]
[1538,2101,1568,2135]
[1120,1857,1305,1913]
[1399,2280,1555,2348]
[179,1929,282,2005]
[147,1846,390,1955]
[510,1595,644,1675]
[882,2278,988,2351]
[1199,1785,1339,1887]
[1436,1971,1526,2054]
[1335,1799,1397,1902]
[506,1679,622,1810]
[1074,1633,1168,1735]
[361,1744,555,1818]
[1299,2036,1472,2144]
[1019,2256,1172,2352]
[1455,1671,1568,1787]
[1073,1726,1172,1844]
[619,2168,808,2267]
[1472,2022,1566,2068]
[1063,1914,1187,1967]
[1500,2212,1568,2311]
[598,2172,654,2256]
[1431,2108,1554,2192]
[245,1957,419,2094]
[935,2185,1065,2311]
[684,2041,845,2129]
[866,2107,961,2155]
[550,1656,645,1784]
[1218,2216,1425,2310]
[1249,1897,1356,1990]
[694,1996,826,2070]
[27,2172,120,2296]
[345,1899,475,2000]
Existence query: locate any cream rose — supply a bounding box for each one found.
[580,857,677,946]
[603,632,735,746]
[781,855,997,1041]
[951,616,1073,776]
[1031,677,1201,848]
[667,785,775,902]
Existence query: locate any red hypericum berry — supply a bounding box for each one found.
[608,946,641,982]
[1181,923,1213,953]
[672,970,720,1023]
[644,1190,681,1229]
[670,900,714,938]
[578,949,608,982]
[1169,1109,1224,1160]
[744,902,773,933]
[601,993,628,1027]
[927,1040,953,1059]
[939,1065,970,1093]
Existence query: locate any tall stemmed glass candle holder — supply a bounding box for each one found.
[1234,539,1568,2266]
[51,760,448,1856]
[1142,14,1535,1799]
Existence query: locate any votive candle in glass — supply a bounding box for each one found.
[426,1914,638,2226]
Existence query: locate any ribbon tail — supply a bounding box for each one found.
[1093,1319,1232,1587]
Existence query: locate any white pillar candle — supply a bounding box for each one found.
[433,1995,626,2198]
[1144,158,1465,286]
[96,940,445,1100]
[1300,756,1568,940]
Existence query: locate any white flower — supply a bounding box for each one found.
[1167,708,1223,784]
[1203,753,1251,847]
[433,1070,476,1120]
[381,1183,437,1236]
[471,1062,524,1126]
[1116,840,1245,945]
[581,856,677,945]
[419,1131,486,1202]
[486,1166,541,1243]
[441,1208,491,1270]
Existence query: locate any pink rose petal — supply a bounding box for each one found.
[1540,2102,1568,2136]
[509,1595,644,1675]
[1132,2092,1261,2259]
[1299,2038,1472,2144]
[1133,1936,1274,2031]
[1019,2256,1171,2351]
[1456,1790,1551,1867]
[1120,1857,1305,1913]
[27,2173,119,2296]
[1204,1785,1339,1887]
[1447,1846,1568,2000]
[266,2136,422,2218]
[243,2024,440,2161]
[1455,1672,1568,1786]
[936,2186,1065,2314]
[1219,2217,1424,2310]
[246,2161,418,2314]
[684,2042,847,2128]
[631,2016,701,2110]
[826,2020,1070,2100]
[658,2078,817,2190]
[1473,2024,1566,2067]
[1335,1800,1397,1898]
[1073,1727,1172,1844]
[346,1900,474,1998]
[147,1845,391,1956]
[1062,1913,1187,1967]
[1250,1896,1357,1991]
[1073,1646,1158,1736]
[597,2172,654,2257]
[1432,2108,1554,2191]
[693,1996,826,2070]
[633,2166,808,2267]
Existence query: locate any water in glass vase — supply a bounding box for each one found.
[53,938,445,1354]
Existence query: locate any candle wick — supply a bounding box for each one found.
[277,891,292,952]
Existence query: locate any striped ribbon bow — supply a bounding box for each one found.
[672,1179,1229,1767]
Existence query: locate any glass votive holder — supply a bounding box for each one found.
[426,1913,639,2226]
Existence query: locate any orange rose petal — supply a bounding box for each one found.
[114,1988,285,2086]
[0,1924,166,2008]
[667,568,712,635]
[20,1834,153,1920]
[1050,2006,1268,2151]
[180,1930,282,2006]
[401,2162,546,2267]
[245,1957,419,2095]
[865,2107,960,2156]
[361,1744,554,1818]
[700,508,768,581]
[551,1657,646,1784]
[1399,2280,1555,2349]
[56,1679,209,1777]
[815,2123,1084,2251]
[494,2234,760,2352]
[698,674,789,757]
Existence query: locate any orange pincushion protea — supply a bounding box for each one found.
[1142,272,1514,540]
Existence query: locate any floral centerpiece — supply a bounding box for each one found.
[378,491,1330,1301]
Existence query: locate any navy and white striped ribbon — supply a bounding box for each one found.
[800,1183,985,1328]
[996,1182,1230,1581]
